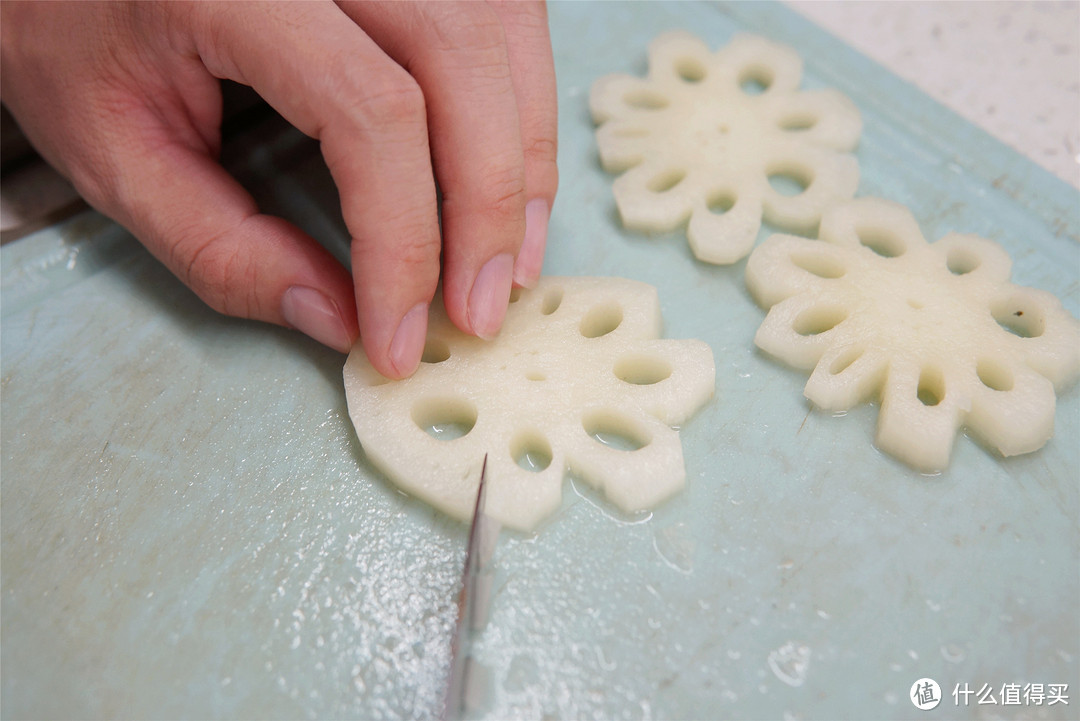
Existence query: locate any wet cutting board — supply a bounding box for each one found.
[2,2,1077,719]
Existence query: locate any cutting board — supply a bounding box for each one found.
[3,2,1077,719]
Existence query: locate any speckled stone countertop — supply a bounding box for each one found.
[789,0,1080,189]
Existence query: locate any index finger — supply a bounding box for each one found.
[489,0,559,288]
[192,1,442,378]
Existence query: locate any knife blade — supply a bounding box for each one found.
[443,454,500,719]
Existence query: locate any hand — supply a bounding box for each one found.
[0,0,558,378]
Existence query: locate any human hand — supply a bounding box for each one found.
[0,1,558,378]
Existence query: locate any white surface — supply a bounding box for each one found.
[789,0,1080,189]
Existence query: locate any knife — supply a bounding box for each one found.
[443,454,500,720]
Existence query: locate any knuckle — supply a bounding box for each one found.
[424,6,511,82]
[523,135,558,165]
[430,5,506,55]
[494,1,550,37]
[336,70,427,132]
[477,160,527,219]
[523,135,559,196]
[173,229,258,318]
[352,212,439,272]
[365,77,427,126]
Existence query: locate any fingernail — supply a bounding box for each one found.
[513,198,549,288]
[281,286,352,353]
[389,302,428,377]
[468,253,514,339]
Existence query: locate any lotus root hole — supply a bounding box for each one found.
[993,303,1044,338]
[647,168,687,193]
[857,226,906,258]
[947,247,981,275]
[541,288,563,315]
[580,303,624,338]
[767,166,813,197]
[411,397,477,441]
[829,347,864,375]
[977,358,1015,392]
[583,410,651,451]
[614,354,673,385]
[791,251,845,279]
[738,65,773,95]
[624,89,669,110]
[421,338,451,364]
[793,306,847,336]
[510,430,553,473]
[779,113,818,131]
[707,190,737,215]
[917,366,946,407]
[676,57,706,83]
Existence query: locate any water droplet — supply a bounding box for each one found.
[654,522,694,573]
[596,646,617,671]
[768,641,811,687]
[727,650,742,660]
[504,654,539,692]
[884,691,898,705]
[941,643,966,663]
[926,599,942,612]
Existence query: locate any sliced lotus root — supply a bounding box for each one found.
[344,277,715,532]
[591,31,862,264]
[745,197,1080,471]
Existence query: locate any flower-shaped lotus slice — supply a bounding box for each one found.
[344,277,715,531]
[591,31,861,265]
[746,197,1080,471]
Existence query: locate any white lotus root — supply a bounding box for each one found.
[746,198,1080,471]
[344,277,715,531]
[590,31,861,265]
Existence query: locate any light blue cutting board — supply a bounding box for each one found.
[2,2,1077,719]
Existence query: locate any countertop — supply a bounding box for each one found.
[789,0,1079,189]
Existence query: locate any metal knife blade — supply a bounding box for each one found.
[443,454,500,719]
